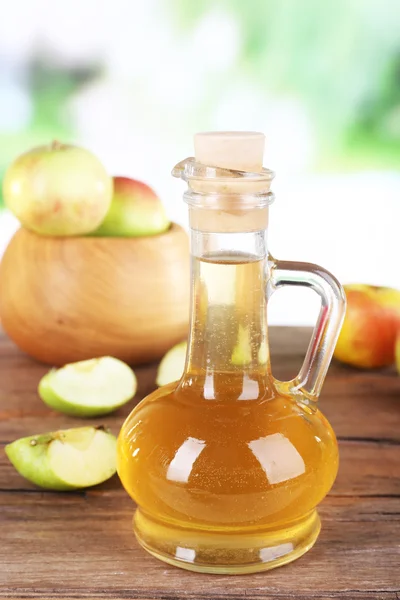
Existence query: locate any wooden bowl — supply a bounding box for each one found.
[0,224,190,366]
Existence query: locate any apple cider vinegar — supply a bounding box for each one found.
[117,132,346,573]
[118,254,339,572]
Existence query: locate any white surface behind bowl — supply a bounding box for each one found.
[0,211,18,256]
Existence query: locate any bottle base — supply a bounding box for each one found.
[133,509,321,574]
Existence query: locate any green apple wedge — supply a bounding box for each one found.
[156,341,187,386]
[231,325,252,365]
[38,356,137,417]
[5,426,117,491]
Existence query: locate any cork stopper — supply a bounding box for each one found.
[194,131,265,172]
[173,131,273,232]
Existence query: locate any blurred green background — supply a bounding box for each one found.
[0,0,399,323]
[1,0,399,186]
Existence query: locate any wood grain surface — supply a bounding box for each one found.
[0,225,190,366]
[0,327,399,599]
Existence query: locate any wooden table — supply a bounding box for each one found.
[1,327,399,599]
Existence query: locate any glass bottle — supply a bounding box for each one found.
[117,132,346,574]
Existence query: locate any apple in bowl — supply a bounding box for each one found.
[0,155,189,366]
[93,176,170,237]
[2,141,113,236]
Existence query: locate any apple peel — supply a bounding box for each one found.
[3,142,113,236]
[38,356,137,417]
[156,342,187,387]
[5,426,117,491]
[93,176,170,237]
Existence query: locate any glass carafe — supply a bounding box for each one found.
[117,132,346,574]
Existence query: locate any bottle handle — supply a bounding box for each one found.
[268,257,346,401]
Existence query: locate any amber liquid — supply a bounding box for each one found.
[117,254,338,573]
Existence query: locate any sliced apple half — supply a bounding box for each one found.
[5,426,117,491]
[231,325,252,365]
[156,341,187,387]
[38,356,137,417]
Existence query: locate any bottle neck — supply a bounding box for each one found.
[180,224,273,398]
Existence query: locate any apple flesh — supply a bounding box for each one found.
[334,284,400,368]
[156,341,187,386]
[5,426,117,490]
[38,356,137,417]
[2,141,113,236]
[93,176,170,237]
[231,325,252,365]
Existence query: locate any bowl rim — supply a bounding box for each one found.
[86,221,183,241]
[13,221,186,243]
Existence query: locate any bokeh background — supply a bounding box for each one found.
[0,0,399,324]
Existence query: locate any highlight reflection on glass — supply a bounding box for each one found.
[248,433,305,485]
[238,376,260,401]
[259,543,294,563]
[167,437,206,483]
[175,546,196,562]
[203,373,216,400]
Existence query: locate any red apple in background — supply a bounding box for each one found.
[395,332,400,374]
[2,142,113,236]
[93,177,170,237]
[334,284,400,368]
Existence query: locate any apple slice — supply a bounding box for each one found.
[156,341,187,386]
[38,356,137,417]
[231,325,252,365]
[5,426,117,491]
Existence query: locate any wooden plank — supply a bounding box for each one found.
[1,329,400,445]
[0,494,399,598]
[1,327,400,599]
[1,438,399,496]
[2,373,400,444]
[333,440,400,496]
[272,359,400,442]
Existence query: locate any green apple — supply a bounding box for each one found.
[2,141,113,236]
[93,176,170,237]
[38,356,137,417]
[5,426,117,491]
[156,341,187,386]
